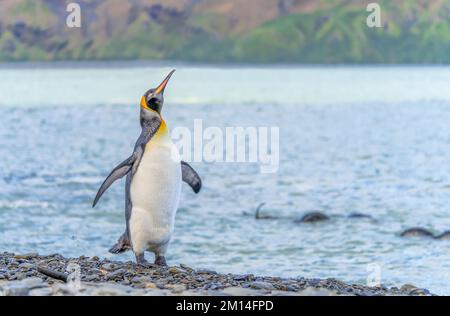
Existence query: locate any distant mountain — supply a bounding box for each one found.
[1,0,449,63]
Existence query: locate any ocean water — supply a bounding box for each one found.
[1,62,450,294]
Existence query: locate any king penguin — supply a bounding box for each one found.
[92,70,202,266]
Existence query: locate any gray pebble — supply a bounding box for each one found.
[15,272,27,280]
[0,252,433,296]
[19,262,35,270]
[250,281,275,290]
[196,268,217,275]
[84,275,100,282]
[233,275,247,281]
[107,269,126,280]
[101,263,117,271]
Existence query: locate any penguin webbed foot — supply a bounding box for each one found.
[135,253,149,266]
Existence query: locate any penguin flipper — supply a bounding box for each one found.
[109,233,131,254]
[92,156,135,207]
[181,161,202,193]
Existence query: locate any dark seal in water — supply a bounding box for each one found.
[295,212,330,223]
[434,231,450,240]
[254,203,276,220]
[400,227,434,238]
[348,212,372,219]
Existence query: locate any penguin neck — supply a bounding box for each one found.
[151,118,171,144]
[158,118,169,136]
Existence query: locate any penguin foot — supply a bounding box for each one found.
[154,256,167,266]
[135,253,148,265]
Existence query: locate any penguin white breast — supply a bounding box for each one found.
[129,134,182,253]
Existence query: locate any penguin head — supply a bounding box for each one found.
[140,69,175,114]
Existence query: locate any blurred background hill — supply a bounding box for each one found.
[0,0,449,63]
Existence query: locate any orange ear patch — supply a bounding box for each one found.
[140,96,149,109]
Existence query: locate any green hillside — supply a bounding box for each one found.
[0,0,449,63]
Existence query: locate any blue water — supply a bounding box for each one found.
[1,63,450,294]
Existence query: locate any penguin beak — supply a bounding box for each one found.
[154,69,176,95]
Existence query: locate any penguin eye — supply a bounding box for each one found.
[147,97,158,105]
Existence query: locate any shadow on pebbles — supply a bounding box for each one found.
[0,252,432,296]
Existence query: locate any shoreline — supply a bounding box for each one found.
[0,252,432,296]
[1,60,449,70]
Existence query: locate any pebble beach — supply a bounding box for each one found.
[0,252,432,296]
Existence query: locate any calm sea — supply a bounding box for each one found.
[1,62,450,294]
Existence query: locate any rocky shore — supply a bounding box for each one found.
[0,252,432,296]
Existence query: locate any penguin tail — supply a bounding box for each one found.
[108,233,131,254]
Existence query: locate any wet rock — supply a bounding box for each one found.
[106,269,126,280]
[101,263,117,271]
[410,288,430,296]
[196,268,217,275]
[131,276,153,284]
[400,227,434,238]
[286,285,299,291]
[14,253,38,260]
[15,272,27,280]
[233,274,248,281]
[295,212,330,223]
[131,276,142,283]
[145,282,157,289]
[84,275,100,282]
[168,267,184,275]
[400,284,429,296]
[179,264,194,272]
[250,281,275,291]
[19,262,35,270]
[168,284,186,294]
[207,282,225,290]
